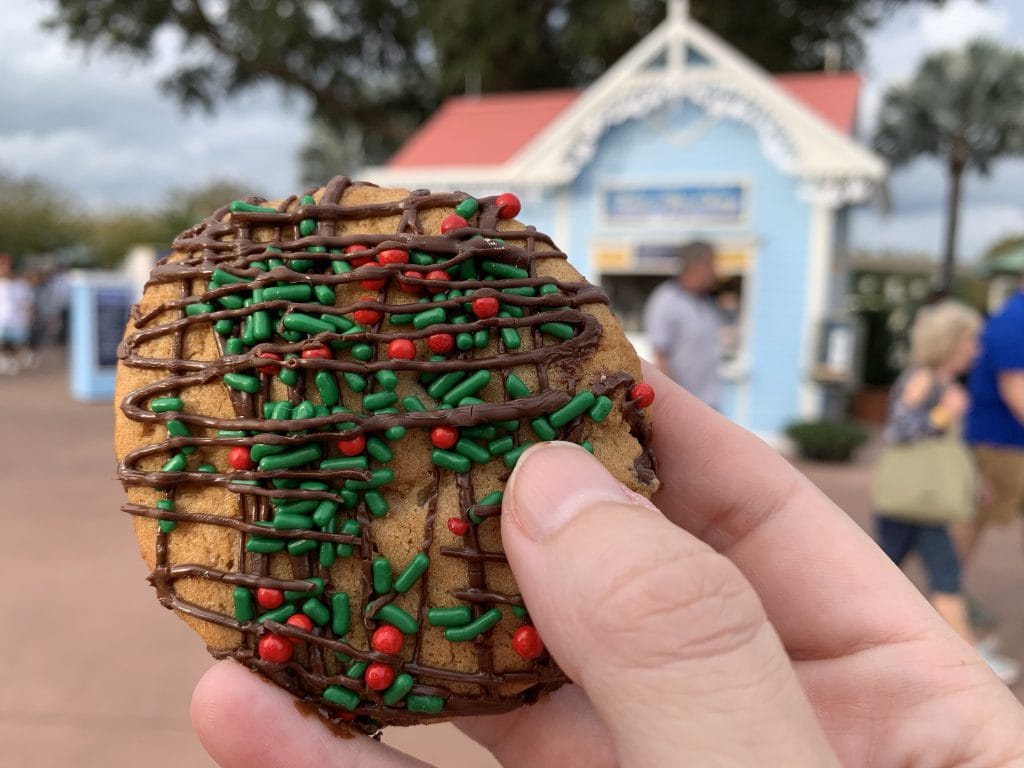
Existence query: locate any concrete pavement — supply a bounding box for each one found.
[1,350,1020,766]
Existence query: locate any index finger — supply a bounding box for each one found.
[640,362,942,659]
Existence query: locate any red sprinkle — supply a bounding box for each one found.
[353,300,381,326]
[371,625,404,655]
[398,270,422,295]
[364,662,396,691]
[258,632,293,663]
[424,269,449,293]
[256,351,283,374]
[378,248,409,265]
[430,426,458,450]
[301,345,331,359]
[630,382,655,408]
[426,333,454,354]
[495,193,521,219]
[387,338,416,360]
[285,613,314,641]
[256,588,284,609]
[358,274,386,291]
[511,625,544,660]
[337,434,366,456]
[345,243,374,268]
[441,214,468,234]
[228,446,254,470]
[447,517,469,536]
[471,296,499,319]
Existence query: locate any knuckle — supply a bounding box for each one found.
[586,543,767,670]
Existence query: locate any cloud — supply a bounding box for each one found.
[0,3,308,208]
[920,0,1009,50]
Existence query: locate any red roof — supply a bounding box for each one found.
[388,73,861,168]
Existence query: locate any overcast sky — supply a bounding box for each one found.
[2,0,1023,260]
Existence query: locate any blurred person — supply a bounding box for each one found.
[957,277,1024,570]
[872,301,1019,683]
[0,255,35,374]
[192,365,1024,768]
[642,241,721,408]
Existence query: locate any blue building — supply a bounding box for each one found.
[365,4,885,439]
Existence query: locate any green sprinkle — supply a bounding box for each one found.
[331,592,351,636]
[258,444,322,471]
[351,343,373,361]
[214,319,235,335]
[540,322,575,340]
[390,311,416,325]
[274,498,317,515]
[442,370,491,405]
[502,285,536,297]
[315,370,340,407]
[223,373,260,394]
[589,395,614,423]
[251,311,271,341]
[345,661,368,678]
[479,490,503,506]
[481,260,528,279]
[229,200,275,214]
[156,499,174,512]
[161,454,187,472]
[473,328,490,349]
[249,260,269,271]
[312,499,338,528]
[530,416,557,441]
[263,284,312,302]
[500,324,521,350]
[217,294,245,310]
[331,259,352,274]
[488,436,514,455]
[444,607,503,642]
[375,369,398,390]
[303,597,330,627]
[300,194,316,205]
[318,540,336,568]
[270,401,294,421]
[258,604,297,624]
[299,218,316,237]
[290,258,316,271]
[402,395,426,412]
[151,397,183,413]
[273,513,313,530]
[372,556,394,593]
[454,197,478,218]
[336,519,361,557]
[291,397,315,419]
[582,440,594,453]
[345,468,394,490]
[500,302,525,317]
[278,367,300,388]
[461,425,496,440]
[374,604,420,634]
[427,370,466,400]
[287,539,317,555]
[512,605,528,618]
[319,456,368,471]
[323,685,360,711]
[503,441,535,469]
[211,268,248,285]
[284,578,324,601]
[413,307,447,329]
[158,519,178,533]
[363,391,397,411]
[504,374,530,399]
[366,437,393,463]
[185,299,212,313]
[539,283,559,296]
[550,391,597,427]
[454,438,490,465]
[406,694,445,714]
[384,425,406,441]
[166,420,190,439]
[427,606,473,627]
[410,250,434,266]
[364,490,389,518]
[282,313,334,336]
[245,537,285,554]
[339,488,358,508]
[280,330,303,343]
[431,449,470,474]
[382,673,415,705]
[393,552,429,593]
[343,372,366,393]
[225,338,244,355]
[455,332,473,350]
[320,313,353,332]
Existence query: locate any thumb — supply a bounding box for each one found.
[502,442,838,767]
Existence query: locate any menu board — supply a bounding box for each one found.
[95,288,132,367]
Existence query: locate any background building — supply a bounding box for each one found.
[366,6,886,438]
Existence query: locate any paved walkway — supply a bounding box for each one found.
[2,351,1020,766]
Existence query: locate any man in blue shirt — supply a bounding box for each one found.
[959,282,1024,563]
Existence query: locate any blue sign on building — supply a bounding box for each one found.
[603,184,746,225]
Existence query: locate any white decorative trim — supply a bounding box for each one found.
[798,198,836,418]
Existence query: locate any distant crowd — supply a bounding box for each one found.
[0,254,70,374]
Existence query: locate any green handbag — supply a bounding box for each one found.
[871,430,977,524]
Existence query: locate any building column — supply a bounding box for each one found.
[797,197,836,419]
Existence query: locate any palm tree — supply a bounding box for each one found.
[873,39,1024,290]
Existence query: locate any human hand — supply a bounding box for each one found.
[939,382,970,419]
[191,363,1024,767]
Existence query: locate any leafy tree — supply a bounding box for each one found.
[0,173,81,259]
[874,40,1024,290]
[46,0,936,171]
[982,233,1024,263]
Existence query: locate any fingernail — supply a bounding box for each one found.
[506,441,653,540]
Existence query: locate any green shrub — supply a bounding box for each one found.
[785,420,869,463]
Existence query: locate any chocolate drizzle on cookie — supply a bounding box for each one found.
[116,176,657,731]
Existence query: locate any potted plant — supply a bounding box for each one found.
[785,420,869,463]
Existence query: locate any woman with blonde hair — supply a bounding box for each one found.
[874,299,1019,683]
